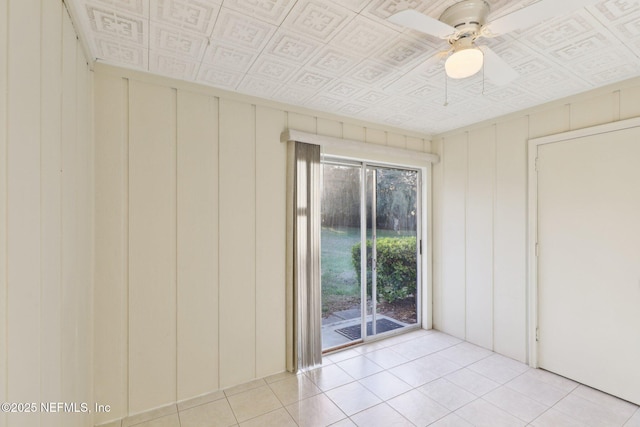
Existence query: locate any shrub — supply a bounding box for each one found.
[351,237,417,303]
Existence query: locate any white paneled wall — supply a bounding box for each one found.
[432,77,640,363]
[3,3,640,425]
[0,1,94,427]
[92,65,432,423]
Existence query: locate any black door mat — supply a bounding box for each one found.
[335,318,404,341]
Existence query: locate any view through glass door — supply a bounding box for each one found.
[321,159,420,351]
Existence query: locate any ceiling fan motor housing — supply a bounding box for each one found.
[440,0,490,41]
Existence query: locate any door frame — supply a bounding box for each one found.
[526,116,640,367]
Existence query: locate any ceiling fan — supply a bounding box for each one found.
[388,0,598,85]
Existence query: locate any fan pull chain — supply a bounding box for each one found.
[482,58,486,95]
[444,71,449,107]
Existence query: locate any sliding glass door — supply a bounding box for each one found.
[321,158,421,351]
[320,162,363,349]
[367,166,419,338]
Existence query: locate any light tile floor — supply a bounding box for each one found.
[116,329,640,427]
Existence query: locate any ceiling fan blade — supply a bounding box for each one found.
[480,46,518,86]
[388,9,456,39]
[487,0,599,36]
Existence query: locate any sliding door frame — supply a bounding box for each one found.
[322,155,424,347]
[282,128,437,361]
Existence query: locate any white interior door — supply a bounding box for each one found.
[537,126,640,405]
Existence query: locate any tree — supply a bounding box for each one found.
[321,165,418,232]
[375,168,417,232]
[321,164,361,228]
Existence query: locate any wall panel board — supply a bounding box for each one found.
[1,3,93,426]
[366,128,386,145]
[620,84,640,120]
[439,133,467,339]
[387,133,406,148]
[528,105,569,139]
[494,117,528,362]
[6,3,42,426]
[218,99,256,388]
[343,123,365,142]
[0,0,7,422]
[431,139,444,330]
[255,106,287,378]
[94,73,129,424]
[288,112,316,133]
[128,81,177,413]
[465,126,495,349]
[570,92,616,130]
[406,136,425,152]
[40,3,63,426]
[61,17,83,427]
[62,31,92,427]
[176,91,219,399]
[72,38,93,427]
[317,118,342,138]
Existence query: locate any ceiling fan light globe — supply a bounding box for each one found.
[445,48,484,79]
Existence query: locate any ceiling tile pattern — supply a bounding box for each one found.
[223,0,296,25]
[73,0,640,134]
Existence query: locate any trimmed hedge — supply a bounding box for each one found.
[351,237,417,303]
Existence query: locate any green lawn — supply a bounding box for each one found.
[321,226,415,303]
[321,227,361,298]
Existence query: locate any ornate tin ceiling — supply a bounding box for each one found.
[66,0,640,134]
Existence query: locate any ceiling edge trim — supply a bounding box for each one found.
[62,0,96,70]
[92,62,434,141]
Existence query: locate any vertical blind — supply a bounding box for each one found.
[289,141,322,371]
